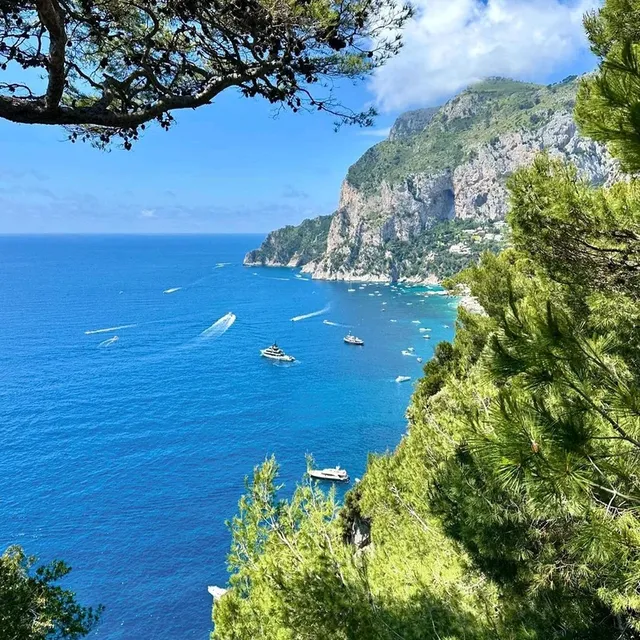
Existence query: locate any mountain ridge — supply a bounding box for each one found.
[245,76,620,282]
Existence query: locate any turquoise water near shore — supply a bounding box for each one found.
[0,235,456,639]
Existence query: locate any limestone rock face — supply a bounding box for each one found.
[305,109,617,283]
[246,78,622,284]
[451,112,621,222]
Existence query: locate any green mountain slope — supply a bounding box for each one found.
[244,215,332,266]
[347,76,578,193]
[244,76,615,283]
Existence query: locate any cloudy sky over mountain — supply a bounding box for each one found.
[0,0,601,233]
[371,0,599,110]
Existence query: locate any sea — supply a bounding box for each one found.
[0,235,457,639]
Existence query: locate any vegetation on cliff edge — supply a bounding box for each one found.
[244,215,333,266]
[213,2,640,637]
[347,76,578,194]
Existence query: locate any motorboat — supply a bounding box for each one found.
[260,343,295,362]
[395,375,411,383]
[344,333,364,346]
[309,466,349,482]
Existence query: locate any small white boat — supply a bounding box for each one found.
[417,358,423,363]
[395,375,411,383]
[309,466,349,482]
[423,335,431,340]
[260,343,295,362]
[344,333,364,346]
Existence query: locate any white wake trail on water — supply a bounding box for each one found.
[97,336,119,348]
[199,312,236,339]
[85,324,137,335]
[290,304,330,322]
[323,319,350,328]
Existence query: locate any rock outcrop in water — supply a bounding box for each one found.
[245,76,621,282]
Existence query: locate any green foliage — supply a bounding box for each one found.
[347,77,579,194]
[218,5,640,638]
[0,0,411,146]
[214,458,501,640]
[508,154,640,298]
[245,215,333,266]
[218,128,640,640]
[385,218,506,280]
[0,546,102,639]
[576,0,640,170]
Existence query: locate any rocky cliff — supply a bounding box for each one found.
[245,76,620,282]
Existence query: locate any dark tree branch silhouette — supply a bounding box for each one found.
[0,0,411,146]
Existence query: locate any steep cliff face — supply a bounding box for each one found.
[245,77,620,282]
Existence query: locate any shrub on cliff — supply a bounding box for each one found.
[213,1,640,636]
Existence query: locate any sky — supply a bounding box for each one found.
[0,0,601,234]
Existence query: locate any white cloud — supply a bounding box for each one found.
[357,126,392,138]
[370,0,600,111]
[140,208,156,218]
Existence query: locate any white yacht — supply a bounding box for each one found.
[344,332,364,346]
[395,375,411,383]
[309,466,349,482]
[260,343,295,362]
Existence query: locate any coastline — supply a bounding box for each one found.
[244,263,484,313]
[243,261,441,287]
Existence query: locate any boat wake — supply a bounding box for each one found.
[98,336,119,348]
[323,320,350,328]
[290,304,330,322]
[85,324,137,335]
[163,287,182,294]
[200,312,236,339]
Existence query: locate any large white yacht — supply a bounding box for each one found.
[343,332,364,346]
[309,466,349,482]
[260,343,295,362]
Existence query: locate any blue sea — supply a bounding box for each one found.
[0,235,456,639]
